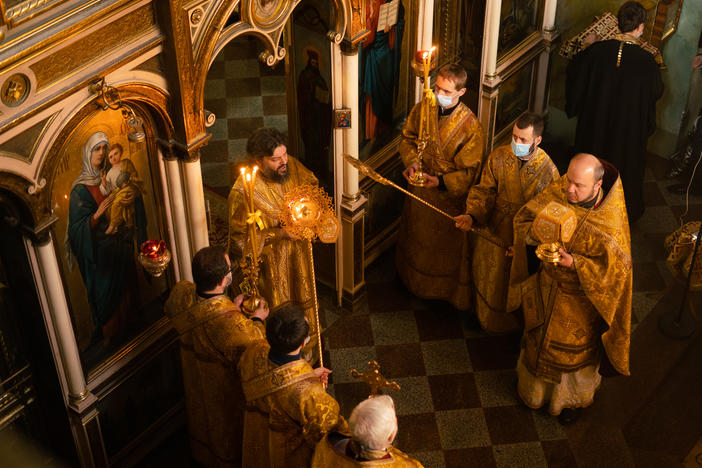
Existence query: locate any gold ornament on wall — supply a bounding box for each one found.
[1,73,30,107]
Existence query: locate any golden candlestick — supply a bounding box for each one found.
[409,47,436,188]
[238,165,266,316]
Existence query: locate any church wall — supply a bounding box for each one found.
[0,1,193,466]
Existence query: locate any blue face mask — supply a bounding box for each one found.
[436,93,455,108]
[511,139,534,159]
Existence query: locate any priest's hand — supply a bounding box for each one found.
[314,367,332,387]
[252,298,269,321]
[423,174,440,188]
[454,214,473,231]
[693,55,702,70]
[557,248,574,268]
[233,294,245,310]
[402,162,419,183]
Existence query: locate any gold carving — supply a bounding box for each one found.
[190,7,203,25]
[29,4,156,91]
[1,73,30,107]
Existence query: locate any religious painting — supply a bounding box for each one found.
[358,0,416,163]
[335,109,352,128]
[497,0,542,58]
[289,0,335,191]
[494,60,534,138]
[51,107,171,373]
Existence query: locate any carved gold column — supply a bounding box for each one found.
[155,0,210,266]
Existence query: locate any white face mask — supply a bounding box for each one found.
[436,93,455,108]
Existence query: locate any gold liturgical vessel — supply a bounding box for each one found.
[280,184,340,371]
[408,47,437,188]
[532,202,578,263]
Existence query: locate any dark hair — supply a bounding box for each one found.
[515,112,545,137]
[265,305,309,354]
[438,63,468,90]
[191,246,229,292]
[116,171,131,187]
[246,127,287,162]
[618,1,646,34]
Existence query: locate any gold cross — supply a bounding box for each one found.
[349,360,400,397]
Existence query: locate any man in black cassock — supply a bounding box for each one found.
[566,1,663,222]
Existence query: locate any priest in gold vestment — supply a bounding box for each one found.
[228,127,319,361]
[455,113,558,332]
[312,395,423,467]
[396,63,484,310]
[164,246,268,467]
[239,305,347,468]
[510,154,632,425]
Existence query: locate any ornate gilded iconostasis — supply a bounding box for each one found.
[0,0,560,465]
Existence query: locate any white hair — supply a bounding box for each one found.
[349,395,398,451]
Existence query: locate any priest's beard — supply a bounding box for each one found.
[569,186,600,208]
[261,164,289,183]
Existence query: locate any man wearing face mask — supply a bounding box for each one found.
[566,1,663,222]
[165,246,269,466]
[228,127,320,363]
[455,113,558,333]
[509,154,632,425]
[396,63,484,312]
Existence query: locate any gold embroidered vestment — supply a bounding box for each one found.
[238,340,347,468]
[228,156,319,359]
[465,146,558,332]
[164,281,265,467]
[511,173,632,384]
[396,101,484,310]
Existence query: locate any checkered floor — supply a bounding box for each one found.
[200,35,288,196]
[315,152,702,468]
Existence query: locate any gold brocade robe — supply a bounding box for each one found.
[510,170,632,384]
[396,101,484,310]
[228,157,319,359]
[465,146,558,332]
[164,281,265,467]
[238,340,348,468]
[311,432,424,467]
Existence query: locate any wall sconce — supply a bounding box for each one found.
[89,78,145,143]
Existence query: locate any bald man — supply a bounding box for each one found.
[509,153,633,425]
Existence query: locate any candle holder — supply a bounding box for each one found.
[408,47,437,188]
[138,240,171,277]
[237,165,265,313]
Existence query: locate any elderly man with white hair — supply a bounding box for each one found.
[311,395,423,467]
